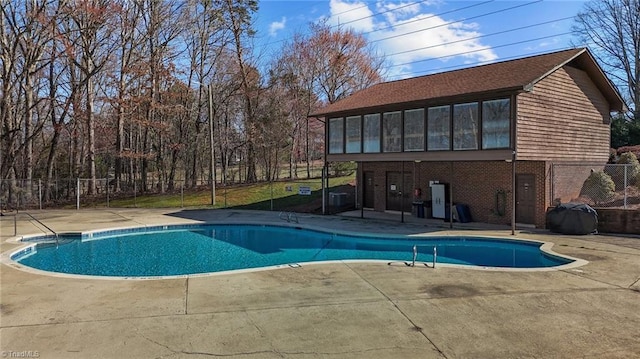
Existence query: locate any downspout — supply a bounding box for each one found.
[511,91,521,235]
[360,161,364,219]
[322,160,326,215]
[401,161,404,223]
[511,150,516,235]
[319,116,327,215]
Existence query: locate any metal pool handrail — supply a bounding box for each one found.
[405,245,437,268]
[278,211,299,223]
[22,212,59,246]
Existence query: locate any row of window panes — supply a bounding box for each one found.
[328,98,511,154]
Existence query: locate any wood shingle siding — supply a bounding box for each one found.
[516,66,611,162]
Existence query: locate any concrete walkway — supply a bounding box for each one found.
[1,209,639,358]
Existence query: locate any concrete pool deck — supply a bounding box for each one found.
[1,208,639,358]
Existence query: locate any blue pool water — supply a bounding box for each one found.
[14,224,573,277]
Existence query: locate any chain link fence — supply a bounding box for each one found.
[551,163,639,209]
[0,175,348,213]
[0,178,205,210]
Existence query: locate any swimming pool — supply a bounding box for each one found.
[8,224,578,278]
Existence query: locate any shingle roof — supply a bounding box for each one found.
[310,48,625,116]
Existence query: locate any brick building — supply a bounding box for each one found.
[310,48,625,228]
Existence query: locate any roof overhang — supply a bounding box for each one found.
[310,87,524,118]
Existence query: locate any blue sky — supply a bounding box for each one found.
[253,0,588,80]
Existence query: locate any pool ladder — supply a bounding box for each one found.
[407,245,437,268]
[279,211,299,223]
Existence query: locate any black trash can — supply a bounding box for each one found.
[412,201,425,218]
[424,200,432,219]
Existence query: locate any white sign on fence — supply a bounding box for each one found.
[298,186,311,195]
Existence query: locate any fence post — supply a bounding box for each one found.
[38,179,42,210]
[624,165,628,209]
[181,181,184,208]
[134,180,137,208]
[76,178,80,210]
[106,178,109,208]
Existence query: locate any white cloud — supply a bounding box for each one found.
[327,0,375,32]
[327,0,497,77]
[269,17,287,37]
[375,14,497,63]
[376,1,421,24]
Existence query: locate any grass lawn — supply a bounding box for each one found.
[99,175,355,212]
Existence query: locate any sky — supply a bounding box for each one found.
[252,0,588,80]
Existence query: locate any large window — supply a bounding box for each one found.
[345,116,361,153]
[383,111,402,152]
[328,117,344,154]
[427,106,450,151]
[453,102,479,150]
[363,113,380,153]
[482,99,511,149]
[404,108,425,151]
[328,98,510,155]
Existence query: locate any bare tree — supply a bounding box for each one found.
[137,0,184,192]
[210,52,245,186]
[61,0,118,194]
[271,22,384,178]
[1,2,22,183]
[1,0,55,203]
[573,0,639,118]
[17,1,49,188]
[222,0,259,183]
[110,0,145,192]
[258,78,292,181]
[271,32,323,179]
[308,22,384,104]
[43,2,77,200]
[182,0,232,189]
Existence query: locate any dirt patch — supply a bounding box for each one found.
[424,284,481,298]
